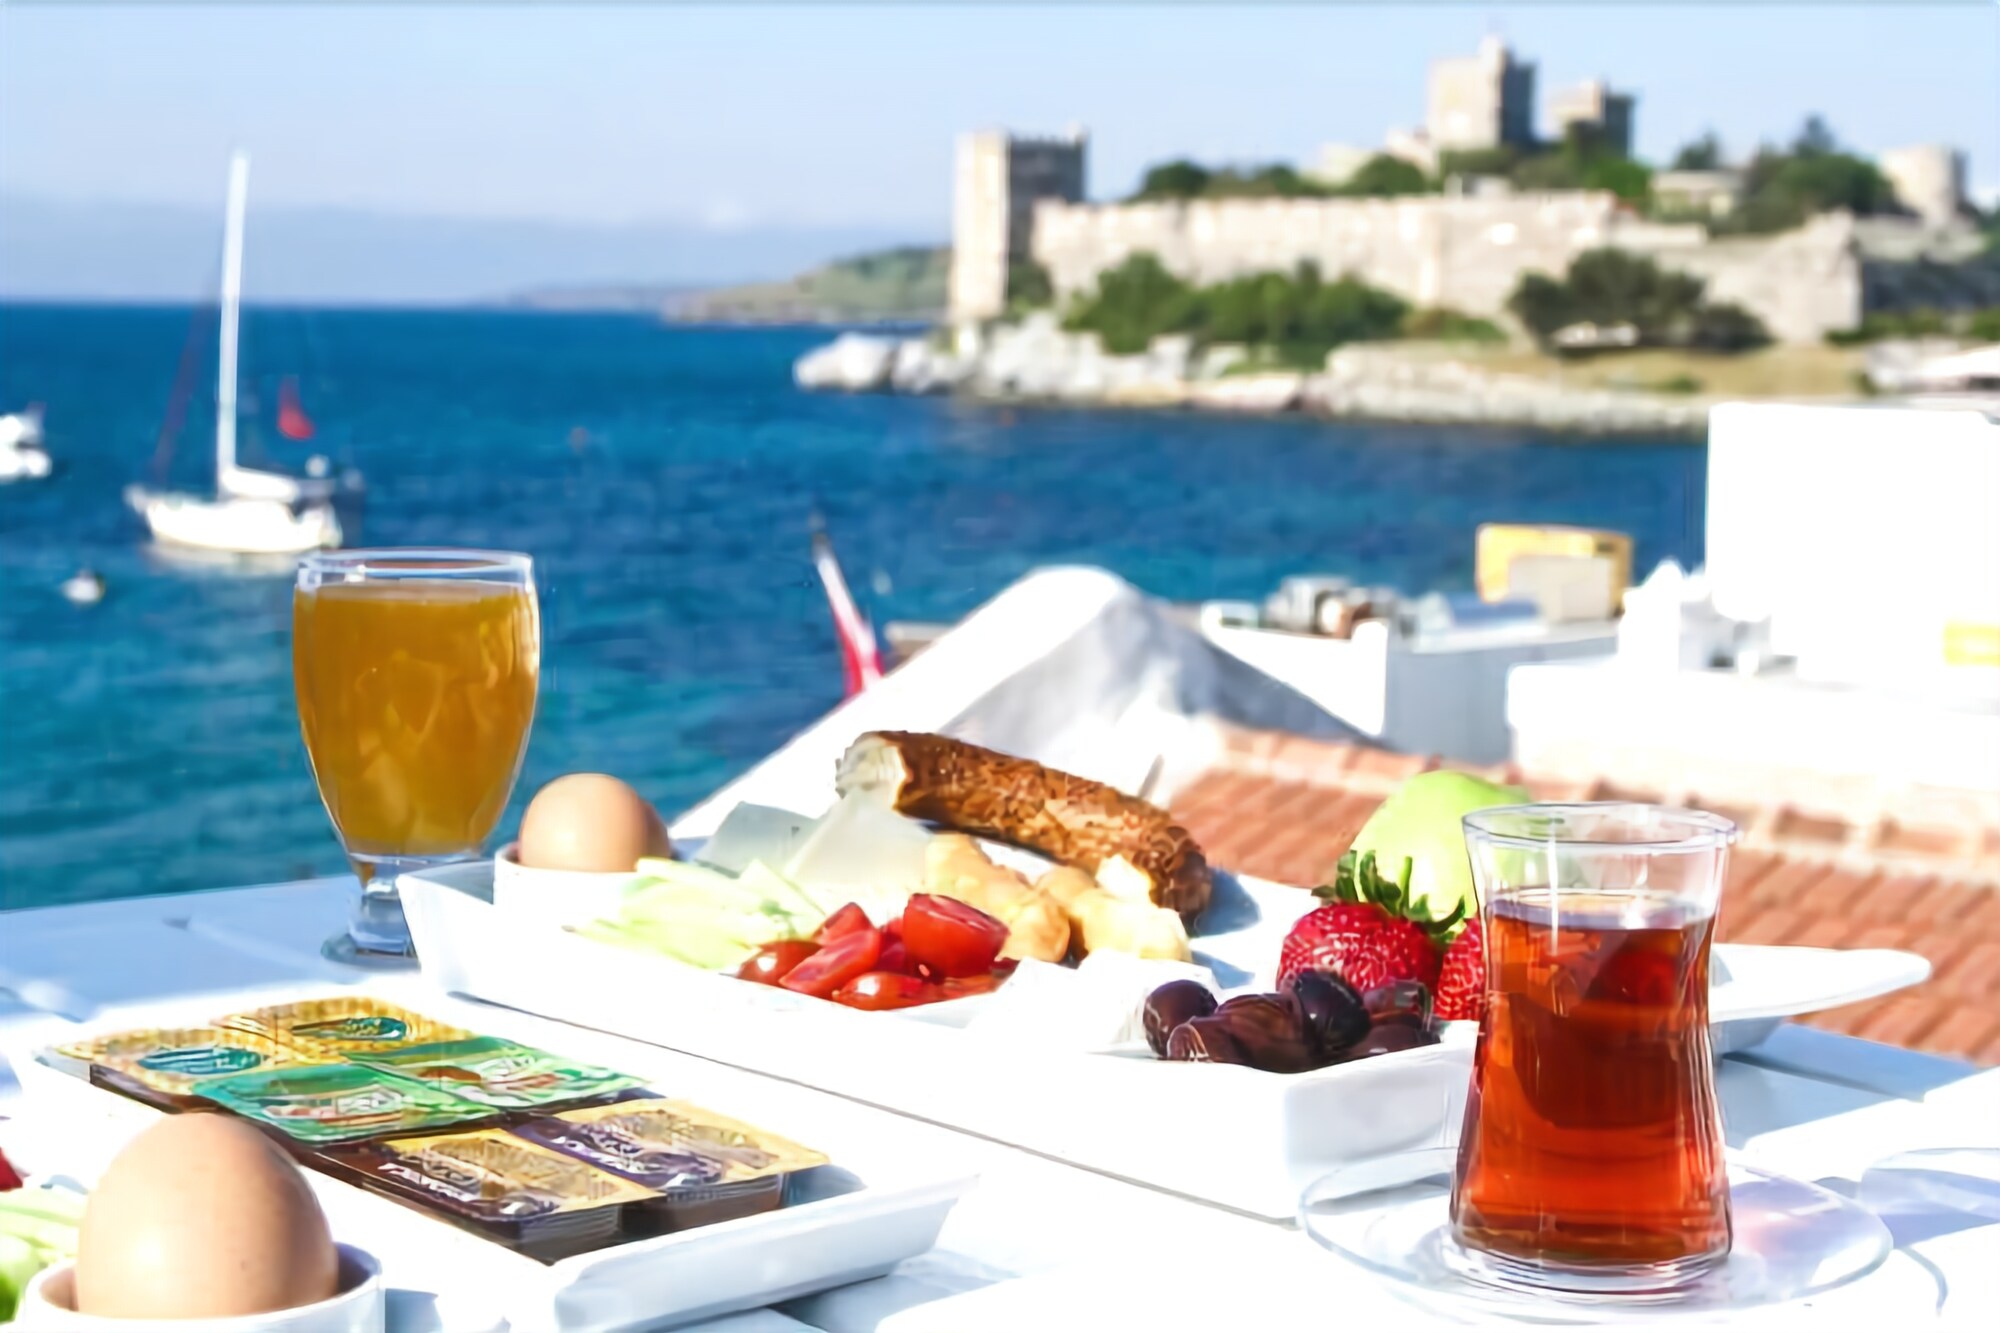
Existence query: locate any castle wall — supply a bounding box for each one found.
[1029,193,1864,343]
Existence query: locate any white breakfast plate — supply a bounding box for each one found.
[8,988,979,1333]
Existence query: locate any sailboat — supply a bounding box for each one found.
[126,154,351,554]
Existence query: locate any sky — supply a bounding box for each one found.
[1,3,1993,301]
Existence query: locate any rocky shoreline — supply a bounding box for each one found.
[794,314,1712,436]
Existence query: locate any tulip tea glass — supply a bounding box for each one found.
[1450,803,1737,1294]
[294,549,540,962]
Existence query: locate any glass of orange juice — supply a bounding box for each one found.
[293,549,540,962]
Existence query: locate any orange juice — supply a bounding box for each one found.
[294,580,539,867]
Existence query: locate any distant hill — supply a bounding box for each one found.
[667,245,949,325]
[0,190,920,306]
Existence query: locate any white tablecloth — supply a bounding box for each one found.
[4,879,1996,1330]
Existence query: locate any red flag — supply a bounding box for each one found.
[277,377,316,441]
[812,528,883,696]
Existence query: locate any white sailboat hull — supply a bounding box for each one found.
[129,487,341,555]
[219,462,340,505]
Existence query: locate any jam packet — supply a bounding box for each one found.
[54,1026,337,1096]
[197,1062,492,1144]
[316,1128,652,1256]
[219,996,476,1054]
[510,1096,827,1190]
[345,1037,642,1112]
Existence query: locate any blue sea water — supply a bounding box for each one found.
[0,304,1706,910]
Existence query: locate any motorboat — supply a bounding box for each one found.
[0,405,52,482]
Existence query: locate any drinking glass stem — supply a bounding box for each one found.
[331,855,456,960]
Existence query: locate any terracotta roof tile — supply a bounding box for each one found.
[1165,728,2000,1067]
[1737,857,1833,907]
[1344,747,1431,784]
[1841,921,1919,952]
[1718,904,1797,946]
[1724,850,1780,898]
[1519,774,1599,802]
[1919,1006,2000,1062]
[1935,942,2000,1000]
[1846,873,1933,922]
[1850,997,1944,1049]
[1769,808,1853,849]
[1910,880,1988,926]
[1873,820,1967,860]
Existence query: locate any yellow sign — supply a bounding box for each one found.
[1944,622,2000,668]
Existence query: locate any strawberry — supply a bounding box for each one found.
[1434,917,1485,1022]
[1276,900,1390,986]
[1277,851,1461,992]
[0,1146,21,1192]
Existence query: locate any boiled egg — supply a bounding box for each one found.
[76,1113,339,1318]
[517,772,672,872]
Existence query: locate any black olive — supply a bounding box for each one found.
[1288,970,1371,1057]
[1362,979,1434,1031]
[1346,1022,1442,1060]
[1164,1015,1250,1064]
[1211,994,1319,1073]
[1143,980,1218,1056]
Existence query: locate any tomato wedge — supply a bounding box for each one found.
[876,937,914,976]
[900,894,1008,979]
[937,973,1004,999]
[832,971,945,1011]
[816,903,873,944]
[779,927,882,999]
[735,939,820,986]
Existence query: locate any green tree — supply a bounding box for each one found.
[1690,303,1771,351]
[1063,253,1199,353]
[1336,154,1434,197]
[1063,253,1410,365]
[1509,125,1653,203]
[1438,146,1520,180]
[1132,160,1212,201]
[1507,273,1576,343]
[1580,155,1653,204]
[1006,258,1053,311]
[1671,133,1724,171]
[1507,248,1769,352]
[1792,115,1840,158]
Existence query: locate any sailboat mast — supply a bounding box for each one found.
[216,152,249,478]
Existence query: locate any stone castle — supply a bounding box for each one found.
[947,38,1978,343]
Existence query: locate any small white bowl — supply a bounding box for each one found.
[492,841,645,931]
[19,1243,384,1333]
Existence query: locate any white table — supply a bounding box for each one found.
[5,878,1997,1330]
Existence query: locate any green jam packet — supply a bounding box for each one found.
[198,1061,493,1144]
[344,1037,644,1111]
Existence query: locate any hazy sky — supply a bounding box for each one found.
[7,3,1994,221]
[1,4,1992,299]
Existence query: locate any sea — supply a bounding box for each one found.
[0,304,1707,910]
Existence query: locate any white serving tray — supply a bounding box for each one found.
[401,862,1475,1220]
[400,856,1932,1220]
[3,986,979,1333]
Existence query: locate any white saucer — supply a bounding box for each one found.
[1300,1148,1904,1324]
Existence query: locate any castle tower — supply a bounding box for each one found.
[1550,78,1636,158]
[949,128,1088,325]
[1426,35,1537,154]
[1880,145,1967,228]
